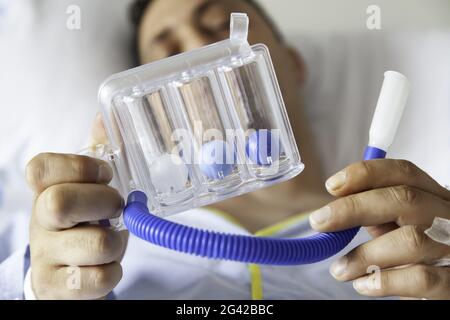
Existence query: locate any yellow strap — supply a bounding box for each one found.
[248,264,263,300]
[205,207,246,229]
[255,212,311,237]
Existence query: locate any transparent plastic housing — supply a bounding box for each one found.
[98,13,304,217]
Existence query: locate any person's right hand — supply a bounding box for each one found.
[26,152,126,299]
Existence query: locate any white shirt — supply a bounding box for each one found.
[0,0,449,299]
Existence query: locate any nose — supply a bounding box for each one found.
[178,24,213,52]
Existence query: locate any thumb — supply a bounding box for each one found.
[89,112,109,147]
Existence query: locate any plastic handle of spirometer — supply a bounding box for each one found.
[122,71,410,265]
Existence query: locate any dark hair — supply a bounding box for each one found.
[128,0,284,65]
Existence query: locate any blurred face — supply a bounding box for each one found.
[137,0,307,141]
[136,0,322,212]
[139,0,283,63]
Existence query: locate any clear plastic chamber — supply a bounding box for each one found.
[98,13,304,217]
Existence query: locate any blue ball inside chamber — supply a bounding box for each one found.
[246,129,282,166]
[199,140,236,180]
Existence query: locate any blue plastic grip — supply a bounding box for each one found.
[122,147,386,265]
[363,146,386,161]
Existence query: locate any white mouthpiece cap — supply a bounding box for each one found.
[368,71,410,151]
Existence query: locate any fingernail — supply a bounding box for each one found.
[330,256,348,278]
[353,278,368,292]
[98,163,113,181]
[309,206,331,226]
[325,170,346,192]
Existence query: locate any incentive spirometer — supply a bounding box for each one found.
[94,13,410,265]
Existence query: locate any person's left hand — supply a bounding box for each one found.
[309,159,450,299]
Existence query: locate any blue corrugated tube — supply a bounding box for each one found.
[123,147,384,265]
